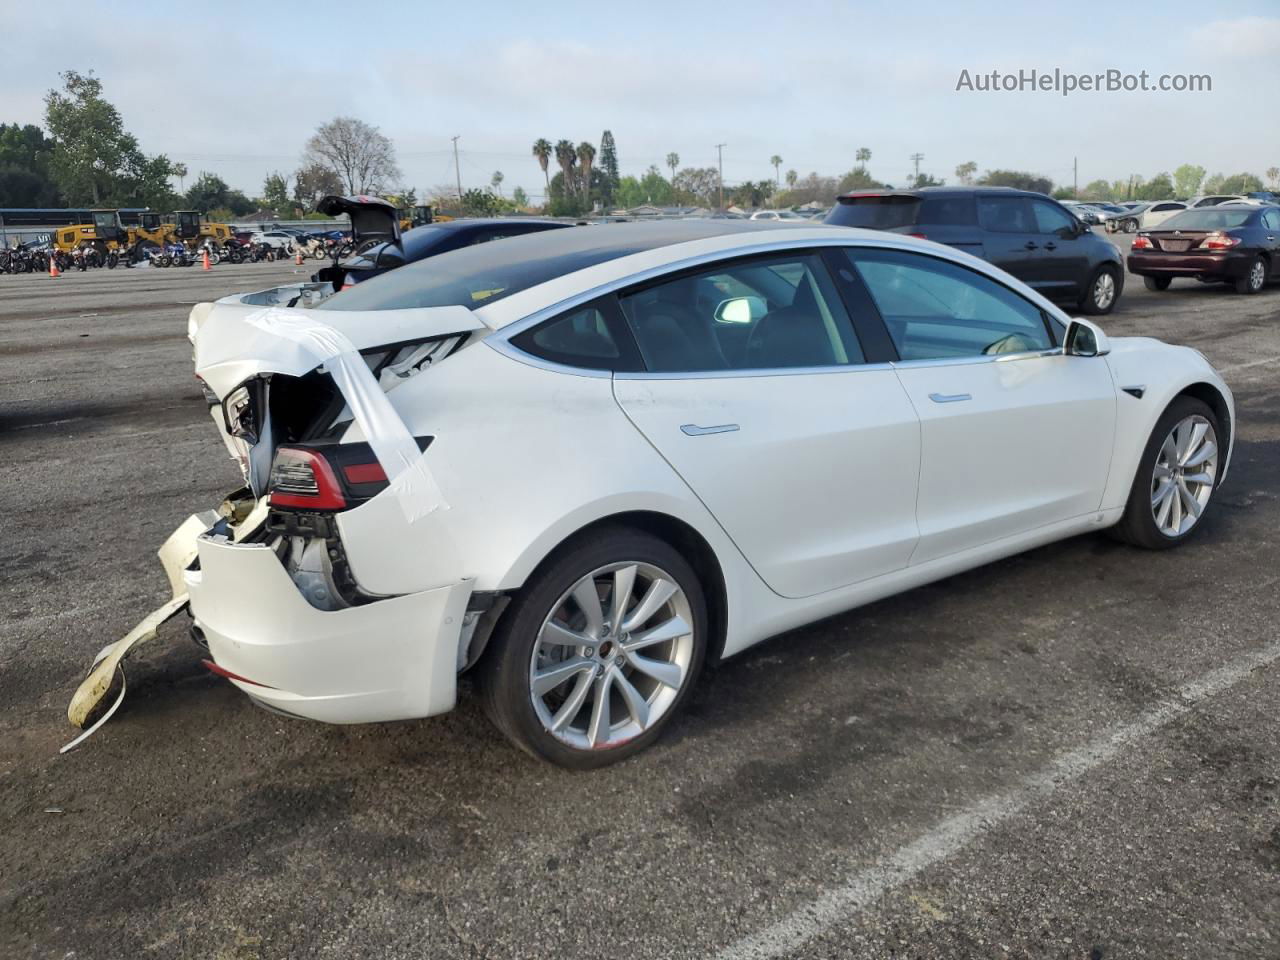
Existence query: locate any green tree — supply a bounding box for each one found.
[546,171,588,217]
[1137,172,1175,200]
[1080,179,1114,201]
[184,171,253,216]
[554,140,577,197]
[855,147,871,170]
[576,142,596,201]
[1218,172,1264,194]
[460,188,498,216]
[1201,172,1225,194]
[172,161,187,192]
[770,154,783,186]
[531,138,552,195]
[910,172,944,188]
[665,152,679,185]
[261,171,291,212]
[786,168,798,189]
[490,170,504,196]
[599,130,619,206]
[512,186,529,208]
[978,169,1053,194]
[954,161,977,185]
[0,123,60,206]
[836,166,881,193]
[293,162,343,211]
[1172,163,1205,199]
[640,165,672,206]
[43,70,161,205]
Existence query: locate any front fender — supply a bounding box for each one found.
[1100,337,1235,510]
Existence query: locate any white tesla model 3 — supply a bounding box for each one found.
[181,221,1233,768]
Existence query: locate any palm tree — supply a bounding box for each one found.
[577,141,596,199]
[172,161,188,193]
[666,152,680,186]
[491,170,504,196]
[786,169,798,189]
[855,147,871,171]
[531,139,552,194]
[770,155,782,187]
[554,140,577,194]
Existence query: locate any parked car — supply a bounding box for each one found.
[749,210,808,222]
[826,187,1124,314]
[1062,201,1102,225]
[248,230,297,252]
[1187,195,1248,208]
[1247,191,1279,204]
[1127,204,1280,294]
[1109,201,1188,234]
[186,196,575,343]
[162,220,1235,767]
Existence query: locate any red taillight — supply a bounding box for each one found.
[343,461,387,485]
[268,447,347,510]
[1202,232,1240,249]
[1131,235,1153,249]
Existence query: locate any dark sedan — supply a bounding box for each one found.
[1127,205,1280,295]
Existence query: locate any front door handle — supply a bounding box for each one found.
[928,392,972,404]
[1024,241,1039,250]
[1044,242,1057,251]
[680,423,740,436]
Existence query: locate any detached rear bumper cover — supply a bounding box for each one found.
[187,535,472,723]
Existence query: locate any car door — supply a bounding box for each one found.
[610,251,922,599]
[1030,199,1090,298]
[976,194,1040,286]
[841,246,1116,565]
[1146,202,1186,228]
[1262,209,1280,258]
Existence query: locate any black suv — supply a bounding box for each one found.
[826,187,1124,314]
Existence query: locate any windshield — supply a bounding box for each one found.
[1158,209,1253,231]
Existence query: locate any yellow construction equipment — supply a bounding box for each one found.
[51,210,130,254]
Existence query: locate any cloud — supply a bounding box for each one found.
[1186,16,1280,58]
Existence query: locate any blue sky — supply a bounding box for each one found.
[7,0,1279,199]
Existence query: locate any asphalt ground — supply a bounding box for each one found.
[1,239,1278,959]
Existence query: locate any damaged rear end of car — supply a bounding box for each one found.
[68,300,499,742]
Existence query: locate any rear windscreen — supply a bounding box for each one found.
[827,196,920,228]
[1157,210,1253,231]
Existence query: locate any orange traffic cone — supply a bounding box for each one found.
[49,254,61,278]
[202,249,211,271]
[294,248,303,265]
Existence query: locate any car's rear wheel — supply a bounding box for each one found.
[1143,276,1172,291]
[1234,256,1267,295]
[480,528,707,768]
[1124,219,1138,233]
[1110,396,1221,549]
[1080,264,1119,315]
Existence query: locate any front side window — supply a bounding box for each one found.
[1031,200,1077,236]
[845,249,1054,361]
[619,254,864,372]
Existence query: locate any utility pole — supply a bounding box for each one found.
[452,136,462,201]
[910,152,924,183]
[1073,156,1078,197]
[715,143,727,210]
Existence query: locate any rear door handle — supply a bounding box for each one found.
[928,392,972,404]
[680,423,740,436]
[1024,241,1039,250]
[1044,242,1057,251]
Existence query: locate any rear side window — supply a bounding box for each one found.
[916,196,977,226]
[827,196,920,229]
[510,300,640,371]
[977,196,1035,233]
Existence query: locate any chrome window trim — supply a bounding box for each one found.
[486,235,1073,379]
[890,347,1064,370]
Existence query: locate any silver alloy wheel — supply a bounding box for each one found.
[1150,414,1218,538]
[1093,270,1116,310]
[530,561,694,750]
[1249,259,1266,292]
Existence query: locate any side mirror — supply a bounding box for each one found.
[1065,317,1110,357]
[714,295,768,325]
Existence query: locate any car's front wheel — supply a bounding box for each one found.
[480,528,707,768]
[1110,396,1221,549]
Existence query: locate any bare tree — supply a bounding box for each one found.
[304,116,401,195]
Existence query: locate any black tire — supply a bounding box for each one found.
[1079,264,1120,315]
[1143,275,1172,292]
[1109,396,1221,550]
[1124,219,1138,233]
[1234,256,1267,295]
[479,526,708,769]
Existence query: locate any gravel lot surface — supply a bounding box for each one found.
[2,242,1277,959]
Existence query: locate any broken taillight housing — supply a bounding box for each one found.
[268,447,348,510]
